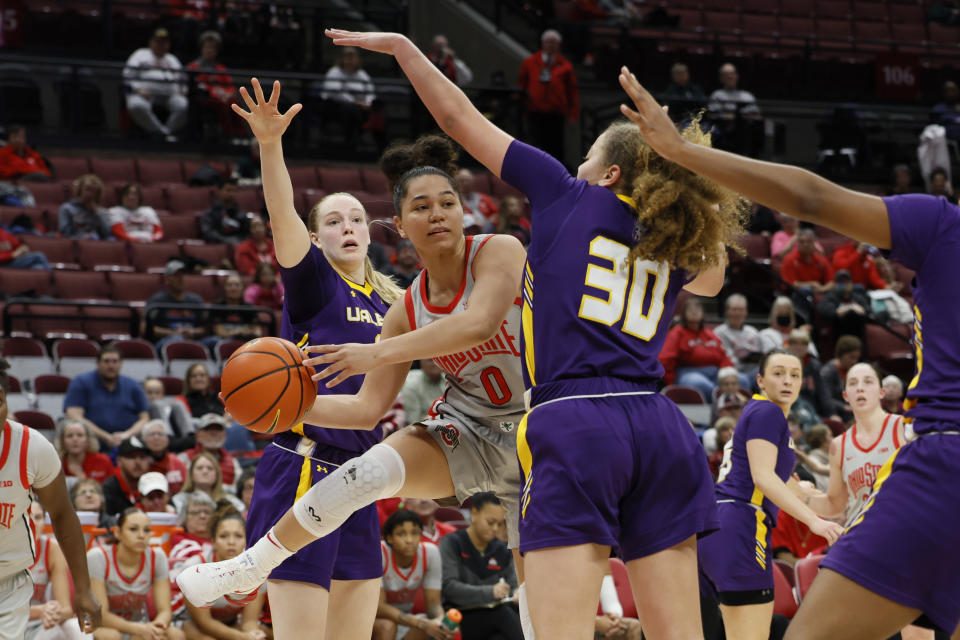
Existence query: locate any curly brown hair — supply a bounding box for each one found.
[379,134,460,215]
[601,118,748,273]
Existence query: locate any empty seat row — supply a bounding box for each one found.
[22,181,263,213]
[654,0,924,23]
[0,268,247,302]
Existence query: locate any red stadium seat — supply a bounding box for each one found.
[158,376,183,395]
[14,410,56,431]
[779,17,816,44]
[113,338,158,360]
[34,373,71,393]
[852,1,888,22]
[233,188,262,214]
[704,11,741,40]
[878,355,915,383]
[182,160,229,182]
[739,234,771,260]
[674,9,703,30]
[794,554,825,602]
[0,207,48,232]
[2,337,47,357]
[816,19,854,48]
[816,0,850,20]
[299,188,328,212]
[823,416,846,436]
[865,323,912,361]
[361,168,388,194]
[166,186,213,213]
[214,339,245,366]
[853,21,891,51]
[76,239,130,270]
[82,306,137,342]
[774,559,797,587]
[928,23,956,45]
[0,269,52,298]
[780,0,814,16]
[741,0,777,13]
[662,385,706,405]
[130,243,181,273]
[24,304,86,340]
[181,243,232,270]
[888,4,924,26]
[138,186,168,209]
[49,156,91,181]
[434,507,465,522]
[773,561,798,618]
[318,167,364,193]
[109,272,163,301]
[158,214,200,240]
[162,340,212,378]
[742,15,778,45]
[19,236,77,268]
[137,159,183,186]
[90,157,137,183]
[357,194,394,220]
[606,558,638,619]
[52,270,110,300]
[27,182,68,206]
[287,166,319,189]
[7,376,20,393]
[183,274,220,302]
[3,338,54,382]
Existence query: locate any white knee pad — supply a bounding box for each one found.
[293,443,405,538]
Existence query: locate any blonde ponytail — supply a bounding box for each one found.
[364,256,404,305]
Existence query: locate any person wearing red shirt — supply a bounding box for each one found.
[142,419,188,495]
[0,125,51,181]
[771,511,829,567]
[243,262,284,310]
[234,214,279,276]
[517,29,579,164]
[0,226,50,270]
[659,297,735,401]
[57,420,115,484]
[455,169,499,229]
[187,31,247,138]
[780,228,834,292]
[830,241,889,290]
[179,414,242,491]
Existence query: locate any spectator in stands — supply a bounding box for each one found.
[373,510,449,640]
[400,358,444,424]
[439,493,522,640]
[56,419,114,484]
[819,334,861,423]
[144,377,195,450]
[173,450,244,512]
[237,467,256,516]
[713,294,762,378]
[707,416,735,479]
[455,169,498,229]
[58,174,110,239]
[518,29,579,163]
[123,28,188,142]
[795,423,832,492]
[746,202,780,236]
[786,329,830,420]
[200,177,250,245]
[928,166,953,198]
[205,273,263,353]
[659,297,735,402]
[781,228,834,293]
[102,436,152,515]
[187,31,246,141]
[231,138,261,187]
[317,46,382,150]
[662,62,706,115]
[142,418,188,495]
[759,297,818,356]
[169,492,215,568]
[0,124,51,181]
[495,195,531,246]
[831,242,888,290]
[931,80,960,142]
[427,34,474,87]
[137,471,176,514]
[887,164,914,196]
[107,183,164,242]
[817,269,871,340]
[882,375,904,415]
[180,413,242,493]
[179,364,223,418]
[708,63,762,155]
[385,239,422,290]
[146,260,207,348]
[70,478,106,517]
[0,225,50,270]
[234,214,277,276]
[403,497,456,546]
[716,366,750,405]
[770,214,822,261]
[243,262,284,310]
[770,510,828,568]
[64,345,150,448]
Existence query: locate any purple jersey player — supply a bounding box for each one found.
[224,79,404,640]
[306,29,748,640]
[620,70,960,639]
[699,349,841,638]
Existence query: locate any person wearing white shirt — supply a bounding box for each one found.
[123,28,188,141]
[316,46,382,149]
[712,293,762,378]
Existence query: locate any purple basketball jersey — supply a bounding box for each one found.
[500,141,688,390]
[279,243,388,452]
[882,194,960,433]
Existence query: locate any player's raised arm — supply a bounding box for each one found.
[231,78,309,267]
[325,30,514,177]
[617,67,891,250]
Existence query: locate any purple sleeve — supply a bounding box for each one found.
[882,194,956,271]
[500,140,578,217]
[743,401,786,447]
[279,244,338,324]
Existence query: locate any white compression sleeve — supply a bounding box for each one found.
[292,442,406,538]
[599,574,623,617]
[518,582,535,639]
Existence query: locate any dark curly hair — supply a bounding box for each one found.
[600,117,749,273]
[379,134,460,215]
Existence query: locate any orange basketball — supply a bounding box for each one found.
[221,337,317,434]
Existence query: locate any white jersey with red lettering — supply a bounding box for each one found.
[380,541,441,614]
[86,545,169,622]
[170,547,246,623]
[27,535,52,605]
[840,413,903,525]
[0,420,61,579]
[404,234,526,448]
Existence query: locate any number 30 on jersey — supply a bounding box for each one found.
[577,236,669,341]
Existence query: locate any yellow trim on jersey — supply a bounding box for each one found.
[751,393,770,402]
[847,446,901,531]
[524,262,534,281]
[749,487,764,508]
[904,305,922,415]
[294,457,313,500]
[616,194,639,211]
[338,273,374,297]
[296,333,310,348]
[517,413,533,518]
[291,423,305,436]
[754,508,768,570]
[522,298,536,386]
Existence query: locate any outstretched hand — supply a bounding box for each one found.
[617,66,685,162]
[324,28,406,55]
[231,78,302,145]
[303,342,381,387]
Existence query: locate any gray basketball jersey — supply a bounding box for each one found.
[0,420,60,579]
[404,235,526,443]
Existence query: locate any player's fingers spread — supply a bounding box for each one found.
[268,80,280,105]
[283,103,303,122]
[238,86,256,110]
[252,77,267,104]
[230,103,252,119]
